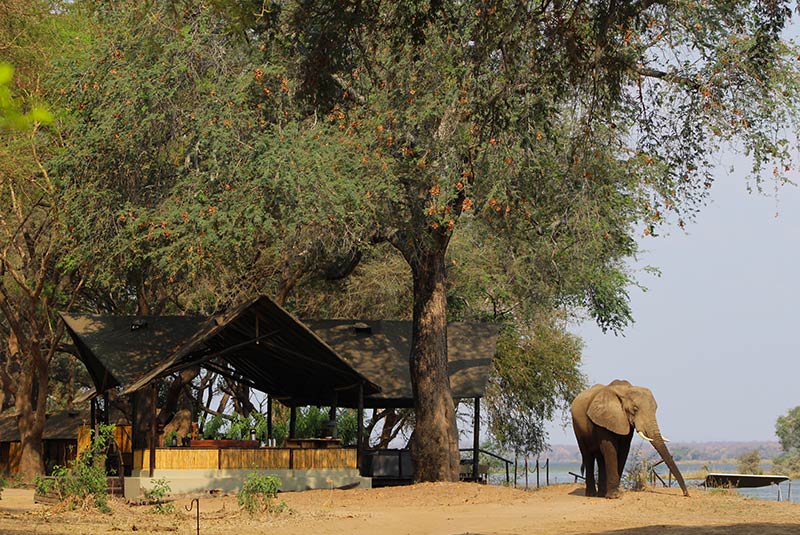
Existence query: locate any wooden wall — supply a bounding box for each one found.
[77,425,133,454]
[133,447,357,471]
[0,442,20,474]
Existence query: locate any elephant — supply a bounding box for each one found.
[571,379,688,498]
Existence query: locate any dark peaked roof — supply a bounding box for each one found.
[306,320,500,407]
[0,410,91,442]
[61,314,205,394]
[120,296,381,407]
[62,297,499,411]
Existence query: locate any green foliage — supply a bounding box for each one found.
[772,452,800,479]
[775,406,800,452]
[145,478,174,514]
[202,414,225,440]
[236,472,284,515]
[0,63,52,129]
[736,450,763,475]
[485,320,586,456]
[202,408,359,446]
[164,431,178,447]
[36,423,114,512]
[773,406,800,477]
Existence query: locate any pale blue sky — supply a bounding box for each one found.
[547,161,800,445]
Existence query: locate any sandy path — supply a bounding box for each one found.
[0,483,798,535]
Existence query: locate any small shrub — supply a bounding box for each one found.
[39,423,115,511]
[145,478,174,514]
[623,448,648,492]
[0,474,5,500]
[164,431,178,447]
[737,450,763,475]
[237,473,284,515]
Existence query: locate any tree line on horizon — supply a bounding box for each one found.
[2,0,800,481]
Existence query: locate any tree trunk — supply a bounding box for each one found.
[408,249,460,482]
[16,349,48,479]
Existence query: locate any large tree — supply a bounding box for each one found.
[54,0,800,482]
[282,0,800,480]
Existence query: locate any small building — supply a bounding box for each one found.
[0,410,132,475]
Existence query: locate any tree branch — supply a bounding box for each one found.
[636,67,701,90]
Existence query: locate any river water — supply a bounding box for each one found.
[492,461,796,503]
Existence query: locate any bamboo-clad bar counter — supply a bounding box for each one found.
[126,441,364,496]
[132,445,357,471]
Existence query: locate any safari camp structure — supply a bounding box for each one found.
[60,295,499,497]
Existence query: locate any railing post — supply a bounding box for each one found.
[546,458,549,486]
[525,457,529,489]
[266,395,273,440]
[149,383,157,478]
[472,397,480,482]
[514,454,517,488]
[356,382,364,473]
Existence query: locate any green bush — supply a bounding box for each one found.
[772,451,800,478]
[237,473,284,515]
[35,423,114,511]
[737,450,763,475]
[145,478,174,514]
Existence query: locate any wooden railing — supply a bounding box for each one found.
[133,447,357,471]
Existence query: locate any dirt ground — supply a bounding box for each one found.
[1,483,799,535]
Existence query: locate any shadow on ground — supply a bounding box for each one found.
[593,525,800,535]
[467,525,800,535]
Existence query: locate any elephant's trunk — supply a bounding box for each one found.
[643,424,689,497]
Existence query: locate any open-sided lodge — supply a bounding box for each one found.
[56,295,499,497]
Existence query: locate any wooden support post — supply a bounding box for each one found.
[472,396,480,481]
[103,391,110,425]
[131,391,138,450]
[328,392,338,422]
[90,397,97,435]
[266,395,273,440]
[289,406,297,439]
[356,383,364,473]
[149,383,157,478]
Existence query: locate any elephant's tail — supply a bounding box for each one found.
[580,462,585,476]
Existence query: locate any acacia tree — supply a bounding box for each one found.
[283,0,800,480]
[55,1,800,482]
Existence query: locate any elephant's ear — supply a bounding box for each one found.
[587,388,630,435]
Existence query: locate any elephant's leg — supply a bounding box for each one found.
[596,454,608,497]
[616,433,633,481]
[599,439,622,498]
[582,453,597,497]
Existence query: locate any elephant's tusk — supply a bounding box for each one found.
[661,436,671,443]
[637,430,654,442]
